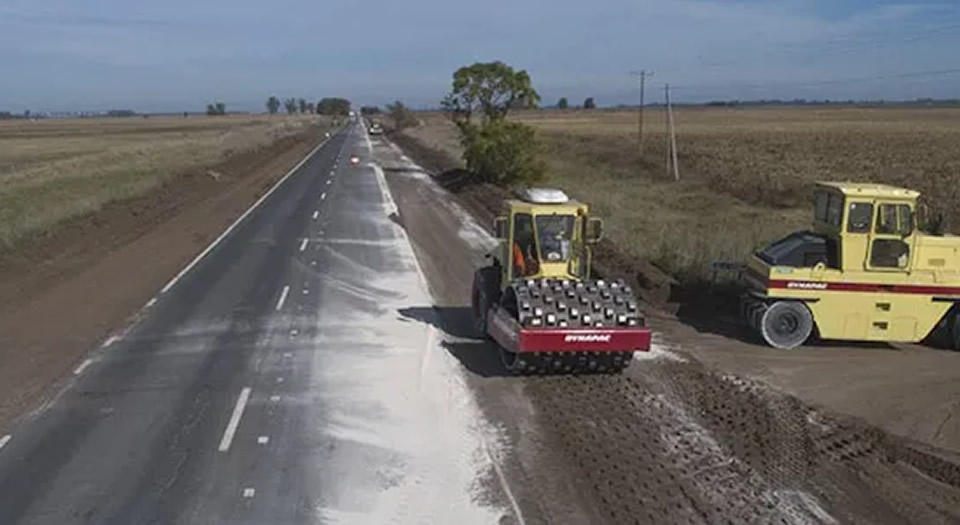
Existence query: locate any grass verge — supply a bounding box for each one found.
[0,115,325,252]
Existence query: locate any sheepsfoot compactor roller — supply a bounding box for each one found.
[742,181,960,350]
[471,188,651,374]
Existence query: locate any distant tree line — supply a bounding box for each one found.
[553,96,598,109]
[264,95,351,116]
[0,109,140,120]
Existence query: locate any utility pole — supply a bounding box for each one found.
[665,83,680,181]
[629,70,653,156]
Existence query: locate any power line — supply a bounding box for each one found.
[640,21,960,78]
[670,67,960,92]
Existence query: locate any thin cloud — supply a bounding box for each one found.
[1,0,957,111]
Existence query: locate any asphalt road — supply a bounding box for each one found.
[4,120,960,525]
[0,123,508,524]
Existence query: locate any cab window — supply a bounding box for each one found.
[535,215,575,262]
[814,192,829,222]
[870,239,910,269]
[825,193,843,227]
[875,203,913,236]
[511,213,538,277]
[847,202,873,233]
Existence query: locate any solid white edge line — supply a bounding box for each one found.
[299,238,309,252]
[218,387,252,452]
[0,434,11,451]
[159,133,333,295]
[73,358,93,375]
[483,441,526,525]
[275,285,290,311]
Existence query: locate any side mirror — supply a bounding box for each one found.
[585,218,604,243]
[494,217,509,239]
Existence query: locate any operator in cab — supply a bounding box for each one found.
[512,216,540,277]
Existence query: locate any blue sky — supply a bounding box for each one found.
[1,0,958,112]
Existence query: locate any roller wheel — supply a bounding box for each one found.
[760,301,813,350]
[471,266,500,339]
[950,311,960,351]
[499,349,633,375]
[497,277,644,375]
[499,347,538,375]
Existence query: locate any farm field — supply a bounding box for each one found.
[403,106,960,284]
[0,115,321,252]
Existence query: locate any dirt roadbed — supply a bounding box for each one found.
[379,132,960,524]
[389,129,960,455]
[0,125,328,431]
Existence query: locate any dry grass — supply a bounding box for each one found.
[403,107,960,283]
[0,115,322,251]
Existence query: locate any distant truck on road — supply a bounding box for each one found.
[368,121,384,135]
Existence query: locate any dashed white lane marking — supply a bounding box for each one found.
[283,352,293,358]
[326,179,332,185]
[101,335,121,348]
[276,377,285,383]
[218,387,252,452]
[299,238,309,252]
[320,192,327,200]
[242,488,256,498]
[73,358,93,376]
[257,436,270,445]
[330,170,335,175]
[270,395,280,402]
[312,210,319,220]
[275,285,290,311]
[158,136,331,295]
[0,434,11,451]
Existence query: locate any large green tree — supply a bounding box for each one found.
[442,61,544,185]
[441,61,540,124]
[557,97,569,109]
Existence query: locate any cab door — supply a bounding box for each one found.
[865,201,916,340]
[567,215,585,279]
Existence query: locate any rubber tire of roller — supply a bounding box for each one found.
[471,270,490,339]
[951,311,960,352]
[760,301,814,350]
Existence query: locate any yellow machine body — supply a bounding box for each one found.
[491,192,601,290]
[745,182,960,344]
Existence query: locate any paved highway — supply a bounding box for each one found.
[0,122,508,524]
[4,119,960,525]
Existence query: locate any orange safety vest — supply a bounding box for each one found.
[513,243,526,275]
